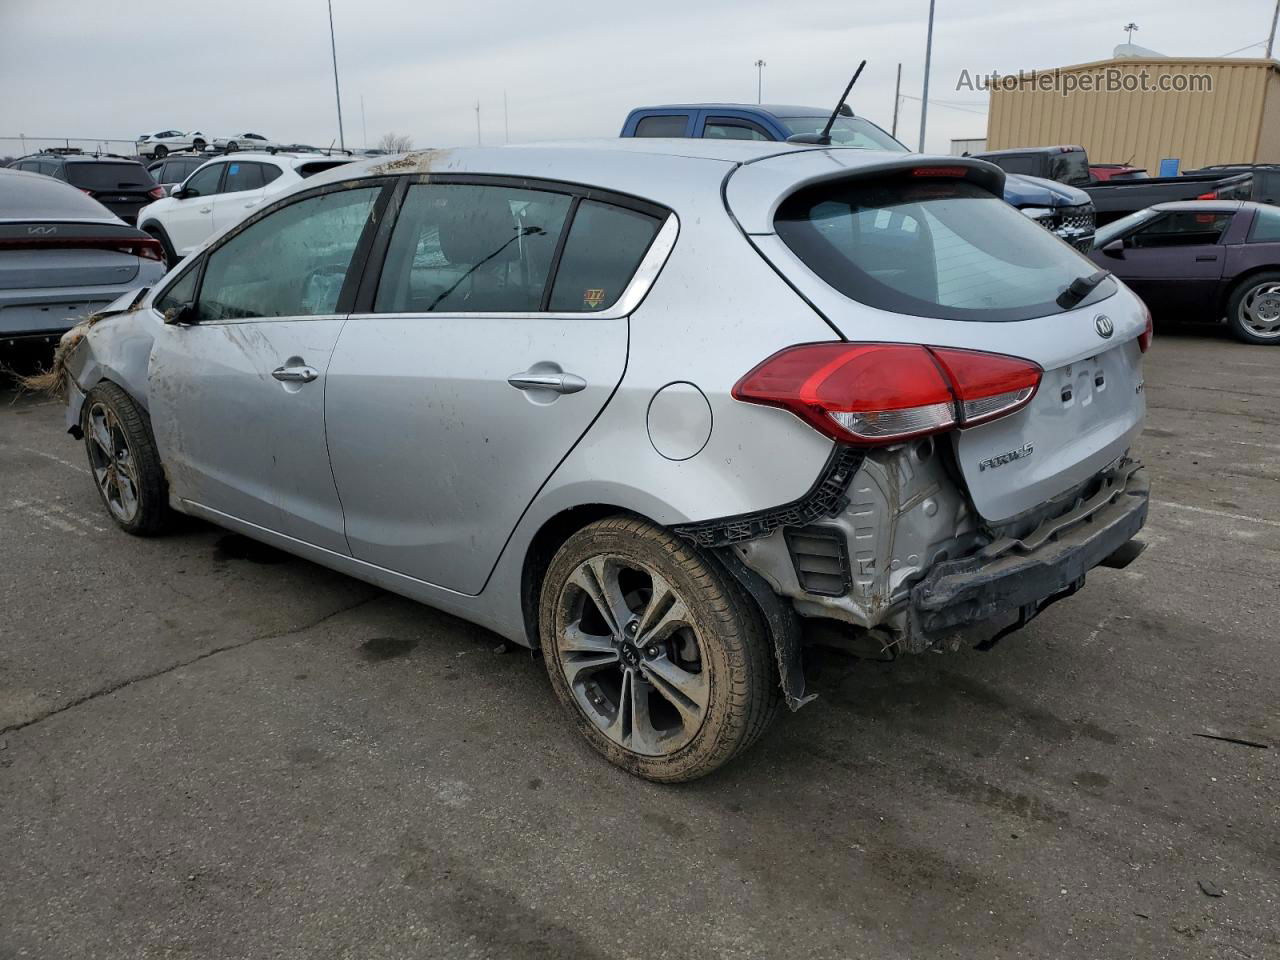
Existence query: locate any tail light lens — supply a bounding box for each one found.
[0,235,165,262]
[732,342,1042,445]
[1138,304,1153,353]
[147,186,166,200]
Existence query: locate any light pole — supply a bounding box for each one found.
[327,0,345,150]
[754,59,766,104]
[918,0,936,152]
[1124,22,1139,45]
[1268,2,1279,58]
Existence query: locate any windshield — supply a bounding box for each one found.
[65,162,154,190]
[1093,208,1161,248]
[776,176,1114,322]
[780,117,907,152]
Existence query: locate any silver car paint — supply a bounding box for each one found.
[62,139,1145,651]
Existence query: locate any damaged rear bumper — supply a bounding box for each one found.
[909,460,1149,641]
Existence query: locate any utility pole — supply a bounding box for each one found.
[360,94,367,149]
[754,59,766,104]
[1124,22,1139,45]
[918,0,936,152]
[1268,2,1280,58]
[475,101,482,146]
[327,0,345,150]
[891,62,902,138]
[504,90,509,143]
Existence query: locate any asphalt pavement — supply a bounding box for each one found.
[1,325,1277,959]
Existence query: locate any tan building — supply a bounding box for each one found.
[985,57,1280,173]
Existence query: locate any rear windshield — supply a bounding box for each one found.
[297,159,353,178]
[776,177,1114,322]
[65,161,154,190]
[779,117,907,152]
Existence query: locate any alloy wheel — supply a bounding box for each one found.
[86,402,141,523]
[1239,282,1280,340]
[556,555,709,757]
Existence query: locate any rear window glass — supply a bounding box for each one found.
[776,177,1113,322]
[297,160,352,178]
[1248,206,1280,242]
[634,115,688,137]
[1050,150,1091,185]
[65,162,153,190]
[548,201,662,312]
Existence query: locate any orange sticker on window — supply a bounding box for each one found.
[584,289,606,309]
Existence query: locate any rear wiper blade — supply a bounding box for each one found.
[1057,269,1111,309]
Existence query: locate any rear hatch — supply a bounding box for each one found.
[725,150,1147,522]
[64,161,160,222]
[0,221,157,289]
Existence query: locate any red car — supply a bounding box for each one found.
[1090,163,1149,182]
[1090,200,1280,344]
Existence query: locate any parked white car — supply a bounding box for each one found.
[136,130,209,158]
[212,132,279,153]
[135,152,355,262]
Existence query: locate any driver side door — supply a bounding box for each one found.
[1107,210,1231,318]
[165,161,225,255]
[148,182,389,552]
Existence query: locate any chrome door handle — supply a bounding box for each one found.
[272,365,318,383]
[507,371,587,394]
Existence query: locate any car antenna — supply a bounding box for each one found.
[787,60,866,145]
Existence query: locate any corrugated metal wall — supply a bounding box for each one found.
[987,58,1278,172]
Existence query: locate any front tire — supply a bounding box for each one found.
[82,382,173,536]
[226,141,238,153]
[191,138,205,151]
[1227,271,1280,344]
[539,516,779,782]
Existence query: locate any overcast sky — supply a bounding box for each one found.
[1,0,1277,155]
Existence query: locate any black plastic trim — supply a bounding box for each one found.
[673,444,862,548]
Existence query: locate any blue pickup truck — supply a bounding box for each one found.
[621,104,1096,251]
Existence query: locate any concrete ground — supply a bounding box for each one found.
[1,325,1277,960]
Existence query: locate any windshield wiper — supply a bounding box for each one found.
[1056,269,1110,309]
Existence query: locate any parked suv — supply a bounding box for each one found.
[136,130,209,158]
[59,141,1150,781]
[623,105,1097,251]
[146,154,207,195]
[136,152,355,262]
[6,151,164,224]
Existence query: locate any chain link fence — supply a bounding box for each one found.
[0,136,142,162]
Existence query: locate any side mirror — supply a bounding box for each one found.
[164,302,199,325]
[172,187,192,200]
[1101,239,1125,258]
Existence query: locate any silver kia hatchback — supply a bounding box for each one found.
[57,140,1150,781]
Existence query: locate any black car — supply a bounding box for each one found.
[146,154,208,194]
[6,151,164,224]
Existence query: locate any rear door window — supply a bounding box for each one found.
[547,200,662,312]
[223,161,265,193]
[374,183,572,313]
[776,176,1112,322]
[634,115,689,137]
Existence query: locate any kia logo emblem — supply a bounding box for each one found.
[27,225,57,235]
[1094,314,1114,338]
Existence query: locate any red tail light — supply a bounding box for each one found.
[1138,304,1153,353]
[0,235,165,262]
[147,186,166,200]
[732,343,1042,445]
[1195,191,1216,200]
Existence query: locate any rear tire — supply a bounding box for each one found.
[141,222,177,268]
[1227,271,1280,344]
[82,382,174,536]
[539,516,780,782]
[191,138,205,151]
[226,141,239,153]
[153,144,168,159]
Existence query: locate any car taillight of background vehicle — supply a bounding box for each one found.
[148,186,166,200]
[0,235,165,262]
[1139,304,1153,353]
[732,343,1043,445]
